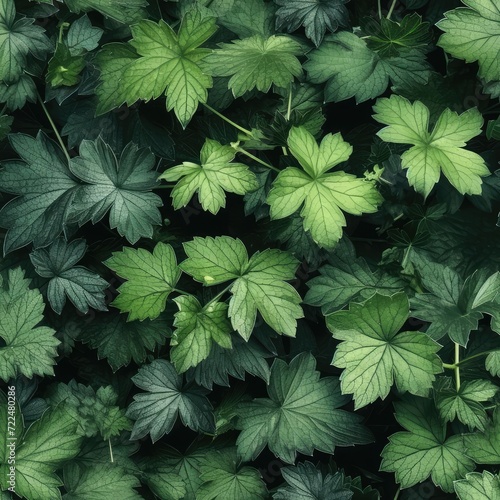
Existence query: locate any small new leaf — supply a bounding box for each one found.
[267,126,382,249]
[127,359,215,442]
[235,352,373,463]
[46,43,86,88]
[160,139,258,214]
[106,243,181,321]
[373,95,489,197]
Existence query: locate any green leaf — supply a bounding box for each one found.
[63,463,141,500]
[267,126,383,249]
[0,74,36,110]
[0,406,83,500]
[30,238,108,315]
[363,13,432,57]
[159,138,258,214]
[455,471,500,500]
[63,0,147,24]
[79,311,168,371]
[304,31,430,103]
[380,396,475,492]
[273,461,353,500]
[219,0,275,38]
[106,243,181,321]
[434,377,498,431]
[437,0,500,84]
[486,350,500,377]
[305,238,404,314]
[464,407,500,464]
[275,0,350,47]
[327,293,442,409]
[0,113,12,141]
[372,94,489,197]
[0,0,51,83]
[208,35,303,98]
[46,43,86,88]
[139,457,186,500]
[196,448,267,499]
[96,10,217,127]
[180,236,303,339]
[235,352,373,463]
[69,138,163,244]
[410,255,500,345]
[0,268,59,381]
[66,15,103,55]
[170,295,232,373]
[126,359,215,441]
[0,132,79,254]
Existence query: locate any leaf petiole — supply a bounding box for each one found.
[232,144,281,173]
[203,102,254,138]
[204,283,234,309]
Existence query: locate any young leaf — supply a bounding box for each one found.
[69,138,163,244]
[208,35,303,97]
[96,10,217,127]
[79,311,169,371]
[275,0,350,47]
[327,293,442,409]
[106,243,181,321]
[454,471,500,500]
[235,352,373,463]
[304,31,430,103]
[63,0,147,24]
[170,295,232,373]
[0,268,59,381]
[380,396,475,492]
[180,236,303,339]
[372,94,489,197]
[46,44,86,88]
[267,126,382,249]
[437,0,500,84]
[273,461,352,500]
[196,448,267,499]
[126,359,215,442]
[63,463,141,500]
[0,406,83,500]
[159,138,258,214]
[463,407,500,464]
[433,377,498,431]
[0,132,79,254]
[30,238,108,315]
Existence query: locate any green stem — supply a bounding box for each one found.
[108,439,114,463]
[156,184,176,189]
[386,0,398,19]
[456,350,492,367]
[37,90,71,164]
[204,283,233,309]
[454,343,461,391]
[286,84,292,122]
[203,103,254,138]
[172,288,197,299]
[442,363,455,370]
[378,0,383,19]
[393,486,400,500]
[233,145,280,173]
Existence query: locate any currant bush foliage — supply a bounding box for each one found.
[0,0,499,498]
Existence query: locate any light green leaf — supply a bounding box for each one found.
[30,238,108,315]
[327,293,442,409]
[0,268,59,381]
[0,406,83,500]
[437,0,500,83]
[96,10,217,127]
[69,138,163,244]
[434,378,498,431]
[304,31,430,103]
[126,359,215,442]
[208,35,303,98]
[235,352,373,464]
[455,471,500,500]
[63,0,147,24]
[63,463,141,500]
[160,138,258,214]
[106,243,181,321]
[196,448,267,499]
[0,132,79,254]
[380,396,475,492]
[486,350,500,377]
[170,295,232,373]
[267,126,383,249]
[46,43,85,88]
[373,94,489,197]
[180,236,303,339]
[464,407,500,464]
[66,15,103,55]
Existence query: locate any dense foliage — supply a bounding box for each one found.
[0,0,499,498]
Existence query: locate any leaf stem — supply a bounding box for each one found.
[155,184,176,189]
[36,90,71,164]
[286,84,293,122]
[204,283,233,309]
[108,439,114,463]
[454,343,461,391]
[442,363,454,370]
[172,288,197,299]
[232,145,280,173]
[386,0,398,19]
[378,0,383,19]
[203,103,254,138]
